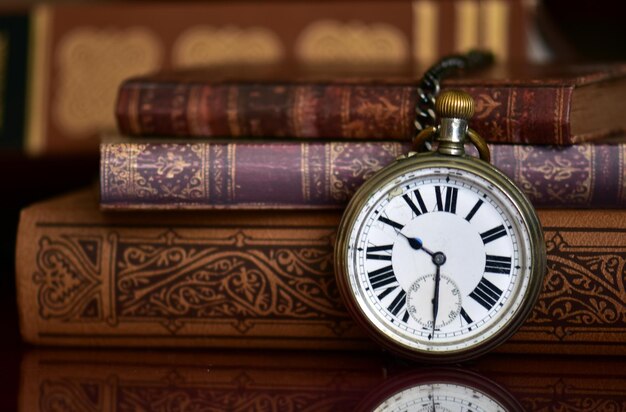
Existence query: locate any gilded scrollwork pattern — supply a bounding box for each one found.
[516,376,626,411]
[524,229,626,340]
[39,380,102,412]
[102,142,626,209]
[296,20,408,65]
[329,142,403,202]
[111,229,347,335]
[33,236,103,320]
[33,358,372,412]
[173,25,284,68]
[117,385,349,412]
[30,218,626,346]
[101,143,208,205]
[488,144,623,208]
[54,28,162,135]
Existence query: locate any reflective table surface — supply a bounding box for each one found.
[6,334,626,411]
[15,350,626,412]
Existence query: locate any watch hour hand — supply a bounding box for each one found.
[400,233,435,256]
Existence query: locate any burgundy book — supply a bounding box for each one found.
[16,187,626,355]
[100,139,626,210]
[116,63,626,145]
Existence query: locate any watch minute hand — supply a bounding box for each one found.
[431,263,441,339]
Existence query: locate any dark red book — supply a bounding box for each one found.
[116,63,626,145]
[100,139,626,210]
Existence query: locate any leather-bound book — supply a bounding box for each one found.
[19,349,626,411]
[24,0,529,155]
[16,187,626,355]
[116,63,626,145]
[100,140,626,210]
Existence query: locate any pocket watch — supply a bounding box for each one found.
[334,90,546,362]
[356,367,523,412]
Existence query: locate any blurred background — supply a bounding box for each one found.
[1,0,625,409]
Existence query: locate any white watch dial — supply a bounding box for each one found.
[373,382,507,412]
[347,166,533,354]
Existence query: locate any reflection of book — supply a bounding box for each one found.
[19,349,385,412]
[116,63,626,145]
[100,140,626,209]
[24,0,529,155]
[17,187,626,355]
[473,356,626,410]
[20,349,626,412]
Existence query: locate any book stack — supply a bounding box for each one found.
[16,62,626,356]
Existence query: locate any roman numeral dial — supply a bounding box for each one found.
[403,189,428,216]
[343,164,536,358]
[481,225,508,244]
[366,244,393,261]
[485,255,512,274]
[435,186,458,213]
[469,277,504,310]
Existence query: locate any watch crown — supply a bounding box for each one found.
[435,90,475,120]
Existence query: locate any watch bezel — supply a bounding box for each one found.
[334,152,546,363]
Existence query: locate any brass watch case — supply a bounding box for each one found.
[334,151,546,363]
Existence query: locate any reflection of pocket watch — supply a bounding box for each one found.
[356,368,523,412]
[334,90,546,362]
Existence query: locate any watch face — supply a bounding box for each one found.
[337,157,544,361]
[373,382,505,412]
[357,368,523,412]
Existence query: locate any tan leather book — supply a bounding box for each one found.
[16,187,626,355]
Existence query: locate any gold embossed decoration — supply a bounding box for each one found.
[54,28,162,136]
[173,26,284,67]
[296,20,408,65]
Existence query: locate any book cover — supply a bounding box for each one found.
[16,187,626,355]
[25,0,528,155]
[115,63,626,145]
[100,140,626,209]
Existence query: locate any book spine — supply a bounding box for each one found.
[116,81,576,145]
[116,82,419,140]
[100,142,626,209]
[15,197,626,354]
